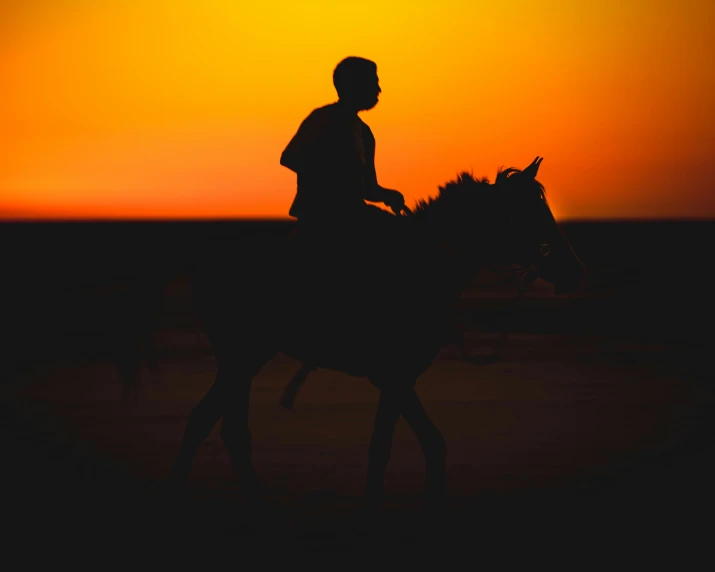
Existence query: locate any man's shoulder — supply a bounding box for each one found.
[298,103,340,134]
[307,103,340,120]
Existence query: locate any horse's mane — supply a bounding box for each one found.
[409,166,548,229]
[412,171,491,221]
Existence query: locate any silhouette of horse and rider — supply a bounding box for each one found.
[164,56,585,518]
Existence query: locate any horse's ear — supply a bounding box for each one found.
[523,156,543,179]
[496,167,519,188]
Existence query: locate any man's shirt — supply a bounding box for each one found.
[281,103,376,221]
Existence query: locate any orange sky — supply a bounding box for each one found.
[1,0,714,220]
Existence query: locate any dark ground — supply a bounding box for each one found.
[1,220,714,557]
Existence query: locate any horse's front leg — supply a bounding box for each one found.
[399,388,448,512]
[364,389,402,511]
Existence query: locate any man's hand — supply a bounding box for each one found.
[382,188,405,215]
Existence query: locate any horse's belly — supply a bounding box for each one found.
[277,314,441,380]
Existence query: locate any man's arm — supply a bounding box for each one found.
[362,127,387,201]
[362,127,405,212]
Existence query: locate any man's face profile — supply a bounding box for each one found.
[354,72,381,111]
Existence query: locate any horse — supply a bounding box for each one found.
[167,157,586,515]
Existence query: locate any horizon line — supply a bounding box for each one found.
[3,216,715,224]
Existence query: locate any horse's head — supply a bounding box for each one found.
[492,158,585,295]
[413,157,585,295]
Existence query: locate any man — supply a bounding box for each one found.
[280,56,405,225]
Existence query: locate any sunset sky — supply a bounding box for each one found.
[1,0,713,220]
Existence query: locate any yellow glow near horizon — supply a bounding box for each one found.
[1,0,714,219]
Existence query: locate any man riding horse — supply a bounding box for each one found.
[165,55,585,521]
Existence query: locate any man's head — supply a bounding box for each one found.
[333,57,381,111]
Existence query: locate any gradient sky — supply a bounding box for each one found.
[1,0,714,219]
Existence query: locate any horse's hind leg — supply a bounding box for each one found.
[169,352,271,494]
[363,383,447,511]
[218,350,276,502]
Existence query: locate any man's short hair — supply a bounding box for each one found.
[333,57,377,98]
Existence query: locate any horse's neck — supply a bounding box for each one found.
[417,218,501,313]
[407,238,463,319]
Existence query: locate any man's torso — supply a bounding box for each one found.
[287,103,375,221]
